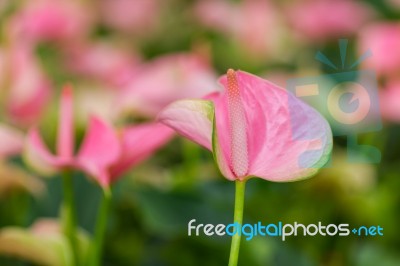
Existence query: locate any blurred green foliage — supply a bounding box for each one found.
[1,0,400,265]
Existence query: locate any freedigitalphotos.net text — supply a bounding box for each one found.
[188,219,383,241]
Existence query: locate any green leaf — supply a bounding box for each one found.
[0,220,91,266]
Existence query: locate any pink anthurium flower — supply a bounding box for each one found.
[109,123,174,181]
[25,85,173,188]
[77,121,173,187]
[159,69,333,181]
[64,43,140,88]
[358,23,400,76]
[100,0,160,35]
[194,0,283,57]
[7,0,91,44]
[0,45,50,126]
[159,69,332,265]
[24,85,173,265]
[24,85,119,187]
[286,0,372,42]
[7,46,51,125]
[117,53,218,118]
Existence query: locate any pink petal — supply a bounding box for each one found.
[8,0,92,43]
[6,45,50,125]
[65,43,140,87]
[380,81,400,122]
[158,97,237,180]
[117,53,218,118]
[358,23,400,76]
[76,116,121,187]
[109,123,174,181]
[206,91,240,181]
[7,80,50,126]
[158,99,214,150]
[24,128,65,175]
[57,85,74,160]
[287,0,372,41]
[214,70,332,181]
[100,0,159,33]
[0,124,24,158]
[195,0,282,57]
[194,0,233,33]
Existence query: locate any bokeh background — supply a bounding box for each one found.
[1,0,400,265]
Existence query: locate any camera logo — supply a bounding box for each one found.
[287,39,382,165]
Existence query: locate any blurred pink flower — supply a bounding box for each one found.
[0,45,50,126]
[194,0,231,32]
[77,118,173,187]
[359,23,400,76]
[159,69,332,181]
[25,86,173,187]
[118,53,218,118]
[100,0,160,34]
[286,0,372,41]
[380,81,400,123]
[8,0,91,44]
[0,124,23,159]
[0,123,45,198]
[65,43,141,87]
[108,123,173,182]
[194,0,282,56]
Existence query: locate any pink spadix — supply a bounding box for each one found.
[226,69,248,178]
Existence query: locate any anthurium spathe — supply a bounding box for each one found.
[194,0,283,58]
[0,45,50,126]
[109,123,174,181]
[24,84,173,265]
[159,69,332,266]
[24,85,120,188]
[159,69,333,182]
[286,0,373,42]
[24,85,173,188]
[358,22,400,76]
[7,0,92,44]
[64,42,140,88]
[117,53,218,118]
[76,120,173,187]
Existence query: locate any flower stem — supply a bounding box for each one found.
[89,189,111,266]
[62,170,79,266]
[228,180,246,266]
[182,138,200,182]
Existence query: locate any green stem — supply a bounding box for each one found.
[228,180,246,266]
[182,139,200,182]
[62,171,79,266]
[89,189,111,266]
